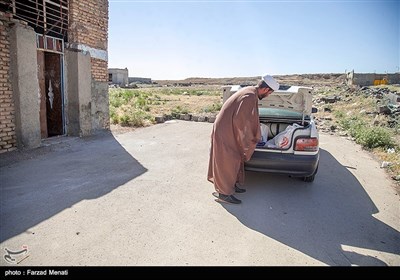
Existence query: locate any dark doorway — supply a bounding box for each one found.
[37,51,64,138]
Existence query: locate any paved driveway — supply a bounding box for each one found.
[1,120,399,266]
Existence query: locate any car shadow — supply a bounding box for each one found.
[0,132,147,242]
[220,148,400,266]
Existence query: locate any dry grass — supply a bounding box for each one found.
[140,85,221,115]
[146,93,221,116]
[109,85,222,127]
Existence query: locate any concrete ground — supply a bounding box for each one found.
[0,120,399,266]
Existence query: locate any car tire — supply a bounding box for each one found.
[303,165,318,182]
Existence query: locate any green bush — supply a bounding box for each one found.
[336,113,395,149]
[348,118,367,139]
[109,107,118,124]
[202,102,222,113]
[121,90,134,101]
[171,105,189,115]
[118,109,153,127]
[109,88,157,127]
[109,92,124,108]
[337,115,365,132]
[135,97,146,107]
[354,126,395,149]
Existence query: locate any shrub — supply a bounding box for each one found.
[355,126,395,149]
[336,113,395,149]
[118,109,153,127]
[202,102,222,113]
[172,105,189,115]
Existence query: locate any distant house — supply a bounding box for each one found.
[128,77,152,84]
[346,71,400,86]
[108,68,129,86]
[0,0,110,153]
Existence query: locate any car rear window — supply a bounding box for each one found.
[258,108,306,119]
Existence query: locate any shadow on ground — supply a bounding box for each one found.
[0,132,147,242]
[222,149,400,266]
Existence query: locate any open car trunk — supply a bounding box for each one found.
[257,117,313,151]
[256,86,315,151]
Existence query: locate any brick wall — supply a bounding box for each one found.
[0,12,17,153]
[69,0,108,82]
[91,57,108,82]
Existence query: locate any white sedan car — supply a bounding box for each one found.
[223,85,320,182]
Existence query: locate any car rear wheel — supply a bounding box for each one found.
[303,165,318,182]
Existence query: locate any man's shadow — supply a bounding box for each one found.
[221,149,400,266]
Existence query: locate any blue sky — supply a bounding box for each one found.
[108,0,399,80]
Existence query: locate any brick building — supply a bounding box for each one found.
[0,0,109,153]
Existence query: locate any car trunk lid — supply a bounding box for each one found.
[258,86,313,116]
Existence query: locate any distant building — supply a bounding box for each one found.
[346,71,400,86]
[128,77,152,84]
[108,68,129,86]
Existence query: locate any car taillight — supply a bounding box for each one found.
[295,138,318,151]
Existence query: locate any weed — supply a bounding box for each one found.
[355,126,395,149]
[172,105,189,115]
[202,102,222,113]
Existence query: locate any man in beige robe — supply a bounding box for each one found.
[207,75,279,204]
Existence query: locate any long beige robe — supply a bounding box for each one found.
[207,86,261,195]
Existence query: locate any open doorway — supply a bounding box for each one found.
[37,50,65,138]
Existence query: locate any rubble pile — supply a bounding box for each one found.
[313,85,400,134]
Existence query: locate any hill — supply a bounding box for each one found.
[154,73,347,87]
